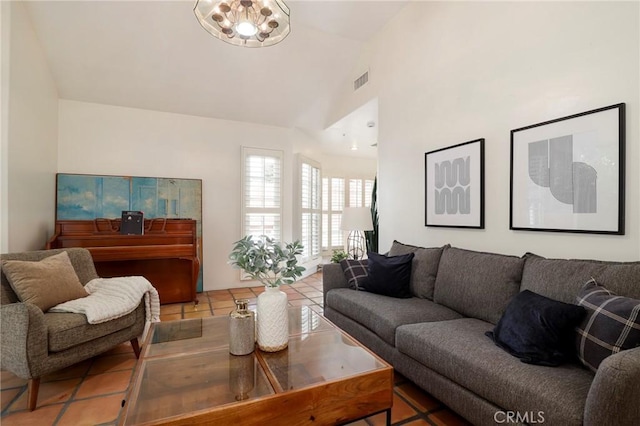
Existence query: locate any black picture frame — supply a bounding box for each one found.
[510,103,625,234]
[425,138,485,229]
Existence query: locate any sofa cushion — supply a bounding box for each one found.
[46,303,140,352]
[396,318,593,426]
[521,253,640,304]
[433,247,524,324]
[339,259,368,290]
[1,251,89,312]
[388,241,447,300]
[362,252,414,298]
[487,290,586,366]
[326,288,462,346]
[576,279,640,372]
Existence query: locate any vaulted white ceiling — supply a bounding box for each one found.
[24,0,407,158]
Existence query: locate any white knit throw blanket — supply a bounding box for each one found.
[50,276,160,335]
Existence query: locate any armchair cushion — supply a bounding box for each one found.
[46,305,139,352]
[1,251,88,312]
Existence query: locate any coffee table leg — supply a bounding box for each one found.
[385,408,391,426]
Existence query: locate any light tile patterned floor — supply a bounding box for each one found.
[0,272,470,426]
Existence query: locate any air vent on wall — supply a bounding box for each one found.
[353,70,369,91]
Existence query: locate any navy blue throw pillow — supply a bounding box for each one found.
[486,290,586,366]
[362,252,414,298]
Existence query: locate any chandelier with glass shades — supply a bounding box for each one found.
[194,0,290,47]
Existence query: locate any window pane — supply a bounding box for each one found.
[322,213,329,249]
[311,167,320,210]
[331,178,344,211]
[301,163,311,209]
[322,178,329,211]
[246,155,281,209]
[242,148,283,246]
[349,179,363,207]
[331,214,343,247]
[300,160,321,259]
[311,212,320,256]
[364,179,374,207]
[245,213,281,241]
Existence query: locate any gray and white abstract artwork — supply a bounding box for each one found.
[434,156,471,215]
[528,135,597,213]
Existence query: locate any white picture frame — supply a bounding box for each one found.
[425,138,485,228]
[510,103,625,234]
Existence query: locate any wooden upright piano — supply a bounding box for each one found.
[46,218,199,304]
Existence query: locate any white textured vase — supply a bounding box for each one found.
[256,286,289,352]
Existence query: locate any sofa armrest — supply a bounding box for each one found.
[322,263,349,306]
[584,346,640,425]
[0,303,48,379]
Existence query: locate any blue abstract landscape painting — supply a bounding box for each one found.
[56,173,203,291]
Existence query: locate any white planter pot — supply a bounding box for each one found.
[256,286,289,352]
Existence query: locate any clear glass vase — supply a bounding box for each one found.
[256,286,289,352]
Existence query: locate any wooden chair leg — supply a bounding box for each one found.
[131,338,141,359]
[27,378,40,411]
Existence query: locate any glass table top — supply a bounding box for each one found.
[122,306,389,425]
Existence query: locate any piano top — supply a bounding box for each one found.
[47,219,198,250]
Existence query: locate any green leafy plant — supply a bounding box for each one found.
[229,235,305,287]
[330,249,349,263]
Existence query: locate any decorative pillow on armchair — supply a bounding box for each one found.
[486,290,586,366]
[575,278,640,372]
[361,252,414,298]
[340,259,368,290]
[1,251,89,312]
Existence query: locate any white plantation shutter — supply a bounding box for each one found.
[348,178,374,208]
[349,179,363,207]
[322,178,329,249]
[300,159,321,261]
[322,176,374,253]
[331,177,345,248]
[242,147,283,242]
[364,179,374,207]
[321,177,345,251]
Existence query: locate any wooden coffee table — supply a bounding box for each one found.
[119,306,393,425]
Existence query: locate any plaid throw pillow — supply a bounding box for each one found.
[575,278,640,372]
[340,259,368,290]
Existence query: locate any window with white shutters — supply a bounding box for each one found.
[241,147,283,242]
[299,158,321,261]
[322,176,374,252]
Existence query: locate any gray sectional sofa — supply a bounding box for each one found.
[322,242,640,426]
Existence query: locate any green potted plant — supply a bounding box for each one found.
[330,249,349,263]
[229,235,305,287]
[229,235,304,352]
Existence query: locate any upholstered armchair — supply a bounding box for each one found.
[0,248,145,411]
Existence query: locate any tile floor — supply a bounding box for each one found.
[1,272,470,426]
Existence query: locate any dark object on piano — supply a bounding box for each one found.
[46,219,199,304]
[121,211,144,235]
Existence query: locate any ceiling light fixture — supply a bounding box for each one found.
[194,0,290,48]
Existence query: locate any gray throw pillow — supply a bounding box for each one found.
[388,241,448,300]
[434,247,525,324]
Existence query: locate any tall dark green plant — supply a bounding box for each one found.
[365,176,379,253]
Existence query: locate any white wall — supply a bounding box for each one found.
[334,1,640,261]
[58,100,295,291]
[58,101,376,290]
[3,2,58,252]
[1,1,10,252]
